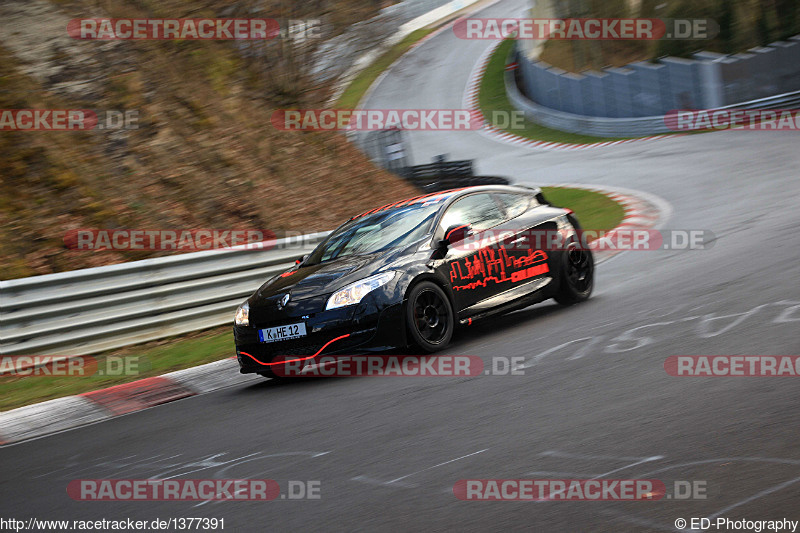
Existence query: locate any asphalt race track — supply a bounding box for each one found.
[2,0,800,530]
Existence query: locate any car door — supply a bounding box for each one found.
[438,191,560,317]
[434,192,507,314]
[486,192,554,303]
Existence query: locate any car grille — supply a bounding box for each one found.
[244,339,326,362]
[270,342,325,357]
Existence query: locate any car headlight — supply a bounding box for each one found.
[234,301,250,326]
[326,272,395,310]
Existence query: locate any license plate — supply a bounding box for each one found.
[259,323,307,343]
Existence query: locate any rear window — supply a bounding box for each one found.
[495,193,531,220]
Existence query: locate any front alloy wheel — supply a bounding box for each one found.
[406,281,454,352]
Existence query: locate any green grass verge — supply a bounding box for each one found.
[541,186,625,231]
[0,187,625,411]
[335,28,435,109]
[0,328,233,411]
[479,40,633,144]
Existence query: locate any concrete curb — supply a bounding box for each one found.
[554,183,672,264]
[0,185,670,445]
[0,358,259,445]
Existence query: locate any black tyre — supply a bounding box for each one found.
[406,281,455,352]
[554,240,594,305]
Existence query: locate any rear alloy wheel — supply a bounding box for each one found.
[555,240,594,305]
[406,281,454,352]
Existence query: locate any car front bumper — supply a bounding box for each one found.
[234,301,405,374]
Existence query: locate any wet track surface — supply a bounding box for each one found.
[2,0,800,530]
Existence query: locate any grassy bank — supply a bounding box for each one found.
[478,40,631,144]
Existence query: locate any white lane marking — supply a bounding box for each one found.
[634,457,800,528]
[386,449,489,484]
[539,450,663,462]
[34,453,184,479]
[353,448,489,488]
[351,476,418,489]
[529,456,663,479]
[704,476,800,521]
[514,337,596,370]
[180,451,332,507]
[212,451,331,479]
[637,457,800,478]
[540,454,800,531]
[529,452,664,502]
[154,453,260,480]
[589,456,665,478]
[525,471,602,478]
[600,509,679,532]
[518,299,800,369]
[154,451,332,481]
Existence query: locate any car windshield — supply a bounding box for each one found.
[305,203,440,265]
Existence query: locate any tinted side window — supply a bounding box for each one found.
[439,194,505,233]
[495,193,532,221]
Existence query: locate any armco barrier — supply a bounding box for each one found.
[403,160,510,191]
[516,36,800,118]
[506,44,800,137]
[0,232,330,358]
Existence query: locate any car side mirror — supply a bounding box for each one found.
[440,224,473,247]
[295,254,309,265]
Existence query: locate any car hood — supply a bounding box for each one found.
[253,254,383,303]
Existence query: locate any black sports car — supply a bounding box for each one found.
[233,185,593,378]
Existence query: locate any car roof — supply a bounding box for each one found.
[348,184,540,221]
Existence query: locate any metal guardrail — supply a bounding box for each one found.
[0,161,509,359]
[506,45,800,138]
[357,128,510,191]
[402,159,510,192]
[0,233,331,357]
